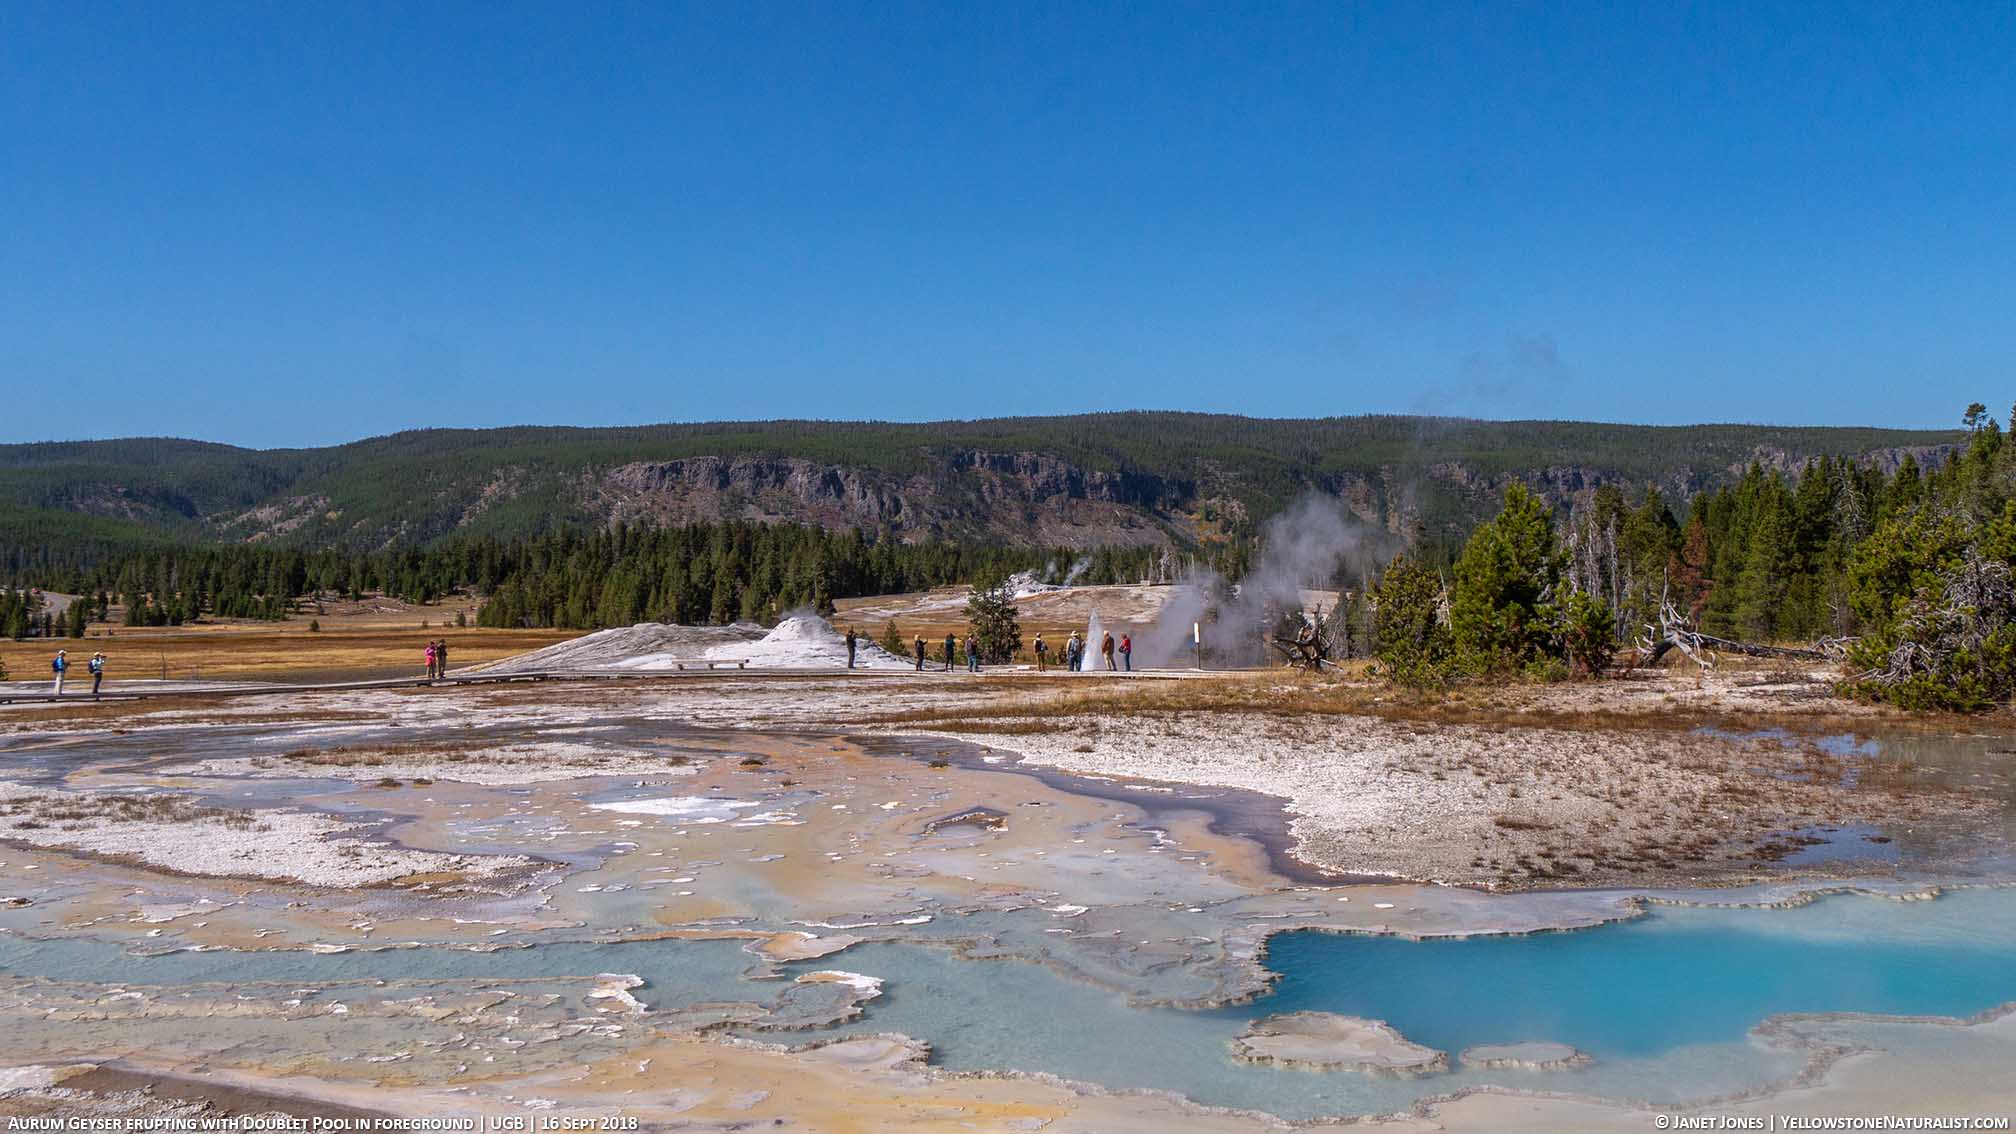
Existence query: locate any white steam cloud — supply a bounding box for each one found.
[1135,495,1405,668]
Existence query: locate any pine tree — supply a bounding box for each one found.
[1372,555,1452,688]
[964,577,1022,664]
[1731,487,1795,641]
[1450,484,1563,673]
[1548,588,1615,678]
[708,562,736,624]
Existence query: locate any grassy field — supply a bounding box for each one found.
[834,582,1190,647]
[0,594,577,683]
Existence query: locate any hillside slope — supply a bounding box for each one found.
[0,414,1957,555]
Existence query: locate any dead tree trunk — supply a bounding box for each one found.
[1271,620,1336,671]
[1633,594,1834,671]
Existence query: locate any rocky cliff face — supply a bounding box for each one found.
[41,482,204,525]
[576,451,1194,547]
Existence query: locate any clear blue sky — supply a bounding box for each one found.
[3,3,2011,446]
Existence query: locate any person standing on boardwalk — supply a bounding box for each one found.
[424,641,438,681]
[51,649,67,696]
[942,632,956,672]
[1067,631,1083,672]
[845,627,858,669]
[965,635,979,673]
[913,635,926,671]
[435,639,449,679]
[1100,630,1116,671]
[88,652,105,698]
[1033,633,1047,671]
[1119,634,1132,672]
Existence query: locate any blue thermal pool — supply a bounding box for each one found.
[1254,887,2016,1059]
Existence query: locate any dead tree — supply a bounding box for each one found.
[1635,596,1715,670]
[1632,592,1829,671]
[1271,615,1337,672]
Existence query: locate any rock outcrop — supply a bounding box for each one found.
[579,451,1192,547]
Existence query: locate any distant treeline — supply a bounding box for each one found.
[471,526,1184,629]
[2,522,1194,633]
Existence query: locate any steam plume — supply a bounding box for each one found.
[1136,495,1405,667]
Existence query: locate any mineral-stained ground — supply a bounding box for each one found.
[0,666,2011,1129]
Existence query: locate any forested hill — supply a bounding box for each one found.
[0,414,1958,565]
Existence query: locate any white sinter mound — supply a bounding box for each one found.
[707,614,912,670]
[482,622,768,672]
[1004,570,1066,599]
[486,614,910,672]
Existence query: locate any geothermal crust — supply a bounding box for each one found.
[0,782,528,887]
[1231,1012,1449,1074]
[0,651,2009,1131]
[1458,1041,1592,1070]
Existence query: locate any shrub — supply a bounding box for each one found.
[877,620,905,657]
[1547,588,1616,678]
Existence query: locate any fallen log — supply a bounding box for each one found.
[1687,634,1824,661]
[1633,597,1830,669]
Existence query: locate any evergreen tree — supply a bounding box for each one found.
[1670,508,1712,618]
[1730,484,1795,640]
[964,576,1022,664]
[708,556,737,624]
[1371,555,1453,689]
[1450,484,1563,673]
[1889,454,1924,516]
[1548,588,1616,678]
